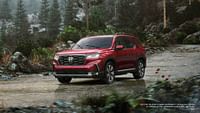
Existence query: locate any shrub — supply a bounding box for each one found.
[36,32,54,48]
[80,92,137,113]
[175,32,187,44]
[0,43,3,60]
[30,47,54,66]
[0,33,3,60]
[179,21,199,35]
[145,33,168,47]
[15,38,39,57]
[183,36,200,44]
[59,26,81,43]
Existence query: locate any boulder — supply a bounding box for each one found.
[54,41,68,51]
[67,40,75,48]
[183,31,200,44]
[7,52,49,74]
[7,52,32,73]
[163,18,200,43]
[176,6,187,14]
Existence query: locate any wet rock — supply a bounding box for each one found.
[0,100,78,113]
[31,63,50,73]
[0,73,12,80]
[67,40,75,48]
[183,31,200,44]
[163,18,200,44]
[54,41,68,51]
[145,47,166,56]
[144,75,200,112]
[144,23,163,34]
[53,99,73,108]
[176,6,187,14]
[6,52,50,74]
[7,52,32,73]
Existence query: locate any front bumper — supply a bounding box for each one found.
[53,61,102,78]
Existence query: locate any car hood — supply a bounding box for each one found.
[56,49,110,55]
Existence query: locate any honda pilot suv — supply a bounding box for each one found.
[53,34,146,84]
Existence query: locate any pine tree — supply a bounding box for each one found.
[48,0,61,39]
[64,0,77,26]
[39,0,49,30]
[0,21,6,39]
[0,0,12,21]
[14,0,29,39]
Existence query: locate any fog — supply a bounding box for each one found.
[2,0,66,14]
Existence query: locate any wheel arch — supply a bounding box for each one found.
[104,58,116,69]
[138,57,146,67]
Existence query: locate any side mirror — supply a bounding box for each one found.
[115,45,124,50]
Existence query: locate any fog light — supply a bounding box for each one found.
[88,72,92,76]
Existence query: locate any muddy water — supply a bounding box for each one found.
[0,45,200,108]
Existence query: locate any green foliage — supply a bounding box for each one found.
[30,47,54,65]
[146,34,168,47]
[185,0,200,22]
[0,37,3,59]
[175,32,187,44]
[183,36,200,44]
[14,0,30,39]
[48,0,61,39]
[103,92,132,113]
[89,5,106,30]
[60,26,81,43]
[117,0,138,28]
[179,21,199,35]
[15,38,38,57]
[36,33,54,48]
[0,23,6,60]
[64,0,77,26]
[60,25,116,44]
[39,0,49,29]
[84,27,116,36]
[80,92,139,113]
[0,0,12,20]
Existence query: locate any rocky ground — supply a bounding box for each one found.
[0,75,199,113]
[0,45,200,113]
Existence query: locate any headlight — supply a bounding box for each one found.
[86,53,100,59]
[54,55,59,60]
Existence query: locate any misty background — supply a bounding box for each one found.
[1,0,66,14]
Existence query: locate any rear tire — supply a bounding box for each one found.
[57,77,72,84]
[133,60,145,79]
[103,62,115,84]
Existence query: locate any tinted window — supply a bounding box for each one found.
[115,37,134,48]
[72,37,113,49]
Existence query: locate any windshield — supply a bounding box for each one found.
[72,37,113,49]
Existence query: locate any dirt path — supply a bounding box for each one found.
[0,45,200,108]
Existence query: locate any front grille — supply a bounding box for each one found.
[58,55,86,66]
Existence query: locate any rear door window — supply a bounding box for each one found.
[115,36,134,49]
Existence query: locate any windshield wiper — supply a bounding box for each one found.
[85,44,100,49]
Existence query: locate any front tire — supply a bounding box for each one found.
[133,60,145,79]
[103,62,115,84]
[57,77,72,84]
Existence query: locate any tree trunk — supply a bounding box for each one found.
[163,0,167,29]
[189,0,192,5]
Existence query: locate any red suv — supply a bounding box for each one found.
[53,34,146,84]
